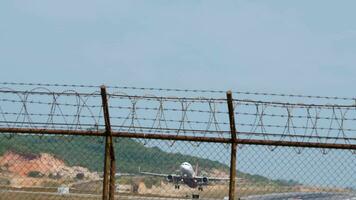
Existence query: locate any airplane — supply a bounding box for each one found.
[139,162,229,191]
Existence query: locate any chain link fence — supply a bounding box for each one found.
[0,83,356,200]
[0,134,104,200]
[237,145,356,199]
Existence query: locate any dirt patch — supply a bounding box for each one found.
[0,151,66,177]
[0,151,99,187]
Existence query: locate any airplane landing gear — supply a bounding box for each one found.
[198,186,203,191]
[174,185,180,189]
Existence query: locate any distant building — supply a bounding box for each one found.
[58,186,70,195]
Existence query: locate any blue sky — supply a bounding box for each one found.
[1,0,356,96]
[1,1,356,188]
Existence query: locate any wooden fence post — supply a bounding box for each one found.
[227,91,237,200]
[101,85,116,200]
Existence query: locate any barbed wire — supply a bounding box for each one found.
[2,82,356,101]
[4,111,356,132]
[1,84,356,150]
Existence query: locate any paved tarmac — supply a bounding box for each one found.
[2,189,356,200]
[241,192,356,200]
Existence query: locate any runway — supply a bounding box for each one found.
[241,192,356,200]
[2,189,356,200]
[0,189,213,200]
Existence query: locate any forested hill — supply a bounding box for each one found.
[0,134,298,186]
[0,135,227,173]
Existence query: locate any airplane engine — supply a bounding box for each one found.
[167,175,173,182]
[202,177,208,183]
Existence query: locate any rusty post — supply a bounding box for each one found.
[109,147,116,200]
[101,85,116,200]
[227,91,237,200]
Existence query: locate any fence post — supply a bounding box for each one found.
[109,143,116,200]
[100,85,116,200]
[227,91,237,200]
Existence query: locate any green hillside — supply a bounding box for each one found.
[0,135,224,173]
[0,134,298,186]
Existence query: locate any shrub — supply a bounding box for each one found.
[76,173,85,180]
[0,177,10,185]
[27,171,44,178]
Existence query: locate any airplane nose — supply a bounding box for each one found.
[180,165,189,172]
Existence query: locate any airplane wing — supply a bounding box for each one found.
[195,176,242,184]
[139,168,182,183]
[194,176,230,185]
[139,171,170,177]
[195,176,229,181]
[203,176,230,181]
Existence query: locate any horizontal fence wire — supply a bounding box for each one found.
[2,82,356,101]
[1,83,356,150]
[1,83,356,200]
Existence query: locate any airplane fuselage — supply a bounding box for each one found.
[179,162,199,188]
[179,162,195,178]
[183,178,198,188]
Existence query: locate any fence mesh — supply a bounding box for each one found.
[2,135,356,200]
[0,134,104,200]
[115,139,230,199]
[0,83,356,200]
[237,145,356,199]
